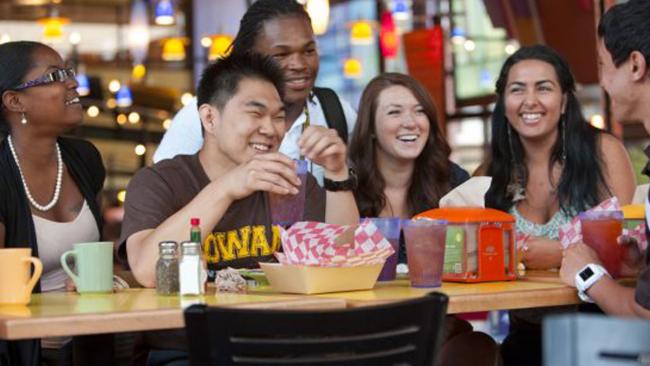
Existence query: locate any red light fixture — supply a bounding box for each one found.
[379,11,398,58]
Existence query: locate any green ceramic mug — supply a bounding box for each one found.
[60,242,114,294]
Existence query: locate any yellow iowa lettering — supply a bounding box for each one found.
[270,225,282,252]
[250,225,271,256]
[202,233,220,264]
[216,232,235,261]
[227,226,251,259]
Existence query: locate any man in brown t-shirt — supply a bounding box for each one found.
[560,0,650,318]
[119,53,359,287]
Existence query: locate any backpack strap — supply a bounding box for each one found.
[312,87,348,143]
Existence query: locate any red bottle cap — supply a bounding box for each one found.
[191,218,200,226]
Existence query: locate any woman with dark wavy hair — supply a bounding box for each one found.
[478,45,635,366]
[349,74,503,366]
[481,44,634,270]
[349,72,468,219]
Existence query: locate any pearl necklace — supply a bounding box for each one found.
[7,135,63,211]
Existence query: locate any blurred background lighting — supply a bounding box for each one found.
[108,79,121,93]
[86,105,100,118]
[463,39,476,52]
[305,0,329,35]
[181,92,193,106]
[154,0,175,25]
[116,113,127,125]
[134,144,146,156]
[116,190,126,203]
[128,112,140,124]
[69,31,81,45]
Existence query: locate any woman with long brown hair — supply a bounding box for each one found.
[349,72,468,220]
[349,73,500,366]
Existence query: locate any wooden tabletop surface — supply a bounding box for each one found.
[0,274,579,340]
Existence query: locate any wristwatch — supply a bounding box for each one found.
[323,168,358,192]
[575,263,609,303]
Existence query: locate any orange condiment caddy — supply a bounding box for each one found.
[414,207,517,283]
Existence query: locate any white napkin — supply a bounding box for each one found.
[439,177,492,208]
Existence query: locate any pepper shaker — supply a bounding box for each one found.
[156,241,179,295]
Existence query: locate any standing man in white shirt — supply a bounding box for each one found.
[154,0,356,185]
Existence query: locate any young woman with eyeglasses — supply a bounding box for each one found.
[0,41,107,365]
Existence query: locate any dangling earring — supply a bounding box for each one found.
[506,123,526,202]
[506,123,515,162]
[561,115,567,163]
[20,112,27,125]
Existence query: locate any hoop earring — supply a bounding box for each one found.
[21,112,27,125]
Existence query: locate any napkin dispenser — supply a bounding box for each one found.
[415,207,516,282]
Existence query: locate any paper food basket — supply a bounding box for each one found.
[259,221,394,295]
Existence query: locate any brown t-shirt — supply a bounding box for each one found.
[118,154,325,279]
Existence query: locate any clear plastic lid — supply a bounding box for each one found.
[403,217,448,227]
[578,210,624,221]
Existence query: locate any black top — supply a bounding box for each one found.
[0,137,105,366]
[449,162,472,190]
[0,137,105,290]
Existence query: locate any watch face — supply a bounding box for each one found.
[579,267,594,281]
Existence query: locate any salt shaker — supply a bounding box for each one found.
[179,241,205,295]
[156,241,179,295]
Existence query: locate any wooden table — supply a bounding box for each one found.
[312,278,578,313]
[0,275,579,340]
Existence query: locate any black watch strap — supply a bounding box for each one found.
[323,168,358,191]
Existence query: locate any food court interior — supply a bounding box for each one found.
[0,0,648,360]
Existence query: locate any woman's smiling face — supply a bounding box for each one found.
[504,59,567,142]
[373,85,430,163]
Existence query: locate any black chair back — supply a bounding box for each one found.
[184,292,448,366]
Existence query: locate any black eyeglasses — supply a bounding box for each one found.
[12,68,76,91]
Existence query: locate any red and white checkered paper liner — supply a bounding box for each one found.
[274,221,395,267]
[558,197,647,251]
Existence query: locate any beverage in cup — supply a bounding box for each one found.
[368,217,401,281]
[579,211,624,277]
[403,219,448,287]
[269,159,308,228]
[60,241,114,294]
[0,248,42,305]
